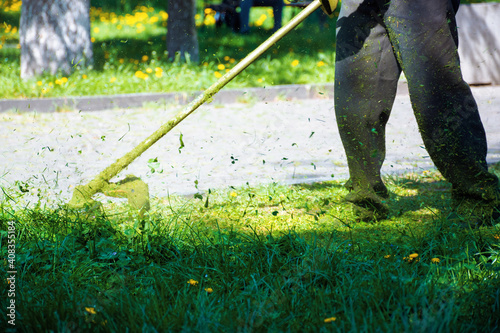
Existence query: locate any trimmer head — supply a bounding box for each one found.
[68,175,150,214]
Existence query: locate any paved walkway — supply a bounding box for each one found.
[0,85,499,207]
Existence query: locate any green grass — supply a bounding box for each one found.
[1,169,500,332]
[0,5,336,99]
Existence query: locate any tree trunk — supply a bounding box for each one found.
[20,0,92,79]
[166,0,199,63]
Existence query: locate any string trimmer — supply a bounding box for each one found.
[67,0,338,213]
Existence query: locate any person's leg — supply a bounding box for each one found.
[269,0,283,31]
[334,0,402,219]
[239,0,253,33]
[384,0,499,225]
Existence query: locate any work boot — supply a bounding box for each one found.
[344,185,390,222]
[448,187,500,228]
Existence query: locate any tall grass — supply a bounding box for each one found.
[1,169,499,331]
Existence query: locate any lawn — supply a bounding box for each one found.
[1,168,500,331]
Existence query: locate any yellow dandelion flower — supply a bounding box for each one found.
[230,58,236,64]
[224,56,230,61]
[61,77,68,83]
[187,279,199,286]
[324,317,336,323]
[384,255,391,259]
[217,64,225,70]
[135,71,148,80]
[214,71,222,78]
[230,191,238,197]
[291,59,299,67]
[85,307,97,315]
[109,77,117,83]
[142,55,149,62]
[93,27,100,34]
[205,287,213,293]
[55,79,62,85]
[36,81,43,86]
[317,61,326,67]
[91,37,96,43]
[146,68,153,73]
[117,24,123,30]
[431,258,440,263]
[119,58,125,64]
[82,74,88,79]
[409,253,418,259]
[257,78,263,83]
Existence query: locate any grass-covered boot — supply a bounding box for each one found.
[344,187,390,222]
[448,187,500,228]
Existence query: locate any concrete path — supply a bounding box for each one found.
[0,85,499,207]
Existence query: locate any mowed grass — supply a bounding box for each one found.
[0,3,336,99]
[1,169,500,332]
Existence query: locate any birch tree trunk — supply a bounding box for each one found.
[20,0,92,79]
[166,0,199,63]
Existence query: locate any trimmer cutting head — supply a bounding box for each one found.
[68,175,150,214]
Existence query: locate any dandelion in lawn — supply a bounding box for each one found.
[224,56,230,61]
[324,317,336,323]
[109,77,116,83]
[317,61,326,67]
[384,255,391,259]
[119,58,125,64]
[218,64,225,70]
[155,67,163,78]
[135,70,149,80]
[409,253,418,259]
[205,288,213,293]
[494,234,500,240]
[36,81,42,86]
[142,55,149,62]
[291,59,299,67]
[187,279,199,286]
[257,78,263,83]
[91,37,96,43]
[146,68,153,73]
[230,58,236,64]
[214,71,222,78]
[230,191,238,197]
[82,74,88,79]
[93,27,100,34]
[85,307,97,315]
[431,258,440,263]
[255,14,267,27]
